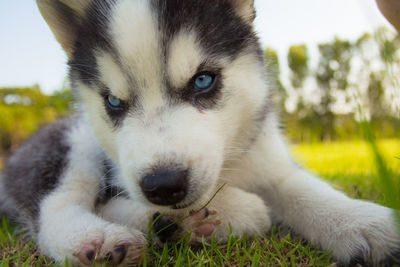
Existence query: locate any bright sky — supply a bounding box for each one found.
[0,0,394,94]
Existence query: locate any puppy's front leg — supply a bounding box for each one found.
[264,168,399,265]
[37,127,146,266]
[230,120,400,265]
[99,197,157,234]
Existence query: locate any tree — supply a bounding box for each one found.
[354,28,400,122]
[287,44,311,118]
[316,37,354,141]
[288,44,309,88]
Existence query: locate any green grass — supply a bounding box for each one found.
[0,217,56,266]
[292,138,400,203]
[1,139,399,266]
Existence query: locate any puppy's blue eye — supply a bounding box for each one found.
[194,74,214,92]
[107,95,122,109]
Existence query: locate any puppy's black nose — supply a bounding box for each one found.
[140,169,188,206]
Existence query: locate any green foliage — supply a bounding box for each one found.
[288,44,309,88]
[286,115,400,143]
[265,47,280,71]
[367,72,386,118]
[375,28,400,64]
[50,87,75,116]
[0,85,73,154]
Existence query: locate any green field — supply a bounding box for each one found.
[1,139,399,266]
[292,139,400,205]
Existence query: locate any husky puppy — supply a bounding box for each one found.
[0,0,399,266]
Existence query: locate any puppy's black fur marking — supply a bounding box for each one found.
[153,212,179,243]
[154,0,258,59]
[2,119,73,222]
[154,0,259,110]
[69,0,117,88]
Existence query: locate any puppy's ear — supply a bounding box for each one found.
[229,0,255,24]
[37,0,91,58]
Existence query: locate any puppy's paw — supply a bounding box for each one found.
[186,208,221,242]
[152,208,220,244]
[74,224,146,266]
[191,209,221,238]
[322,201,400,265]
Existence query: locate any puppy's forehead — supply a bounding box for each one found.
[110,0,231,90]
[71,0,258,91]
[110,0,161,91]
[153,0,256,57]
[110,0,257,76]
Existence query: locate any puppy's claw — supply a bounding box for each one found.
[190,208,217,221]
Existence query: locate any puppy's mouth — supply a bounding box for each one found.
[172,199,197,210]
[171,189,205,210]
